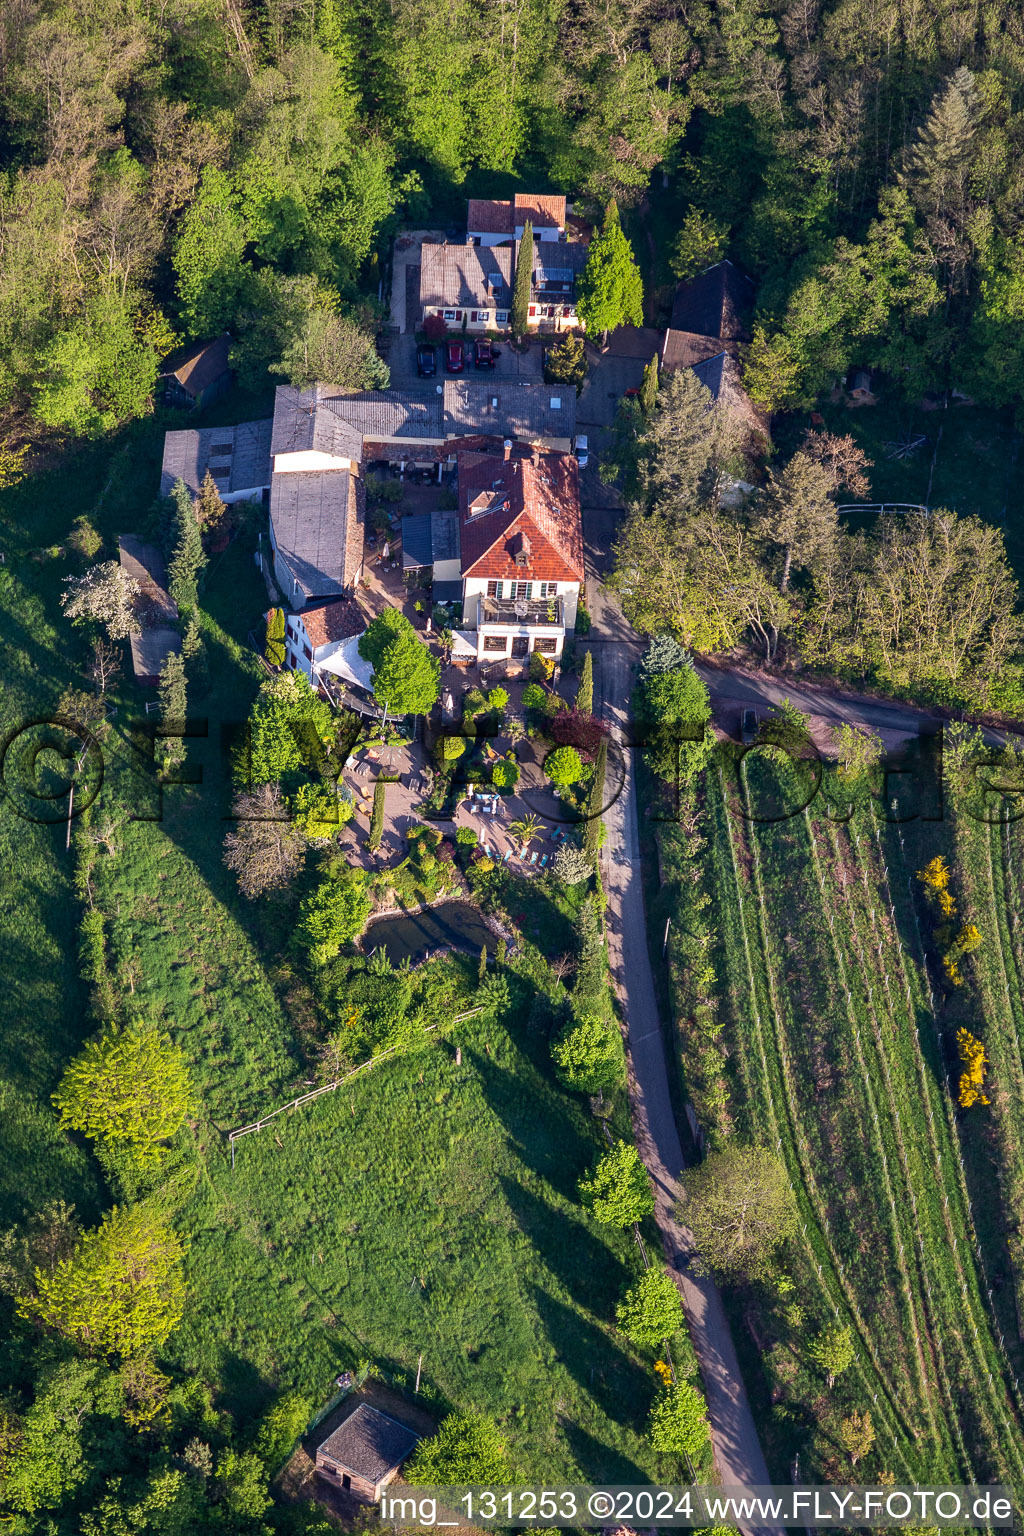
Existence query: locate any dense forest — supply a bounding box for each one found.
[3,0,1024,451]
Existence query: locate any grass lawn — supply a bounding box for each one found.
[169,995,670,1482]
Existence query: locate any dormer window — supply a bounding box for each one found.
[509,531,532,566]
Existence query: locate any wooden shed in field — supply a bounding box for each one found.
[314,1403,420,1501]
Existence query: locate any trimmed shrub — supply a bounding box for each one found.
[545,745,584,787]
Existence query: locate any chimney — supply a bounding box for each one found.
[503,438,513,461]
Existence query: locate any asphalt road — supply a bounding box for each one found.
[594,641,781,1534]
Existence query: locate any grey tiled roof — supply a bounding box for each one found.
[271,385,364,461]
[669,260,753,341]
[322,389,445,441]
[317,1404,419,1484]
[129,627,181,682]
[443,380,575,441]
[401,513,432,568]
[160,419,272,499]
[420,243,513,309]
[271,470,358,601]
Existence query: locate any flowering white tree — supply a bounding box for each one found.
[553,843,593,885]
[61,561,140,640]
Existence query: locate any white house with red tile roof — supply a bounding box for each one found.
[467,193,567,246]
[284,596,369,686]
[456,444,583,661]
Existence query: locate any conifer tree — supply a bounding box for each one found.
[265,607,286,668]
[511,220,534,339]
[640,352,659,414]
[583,734,607,865]
[577,201,644,345]
[166,479,206,611]
[158,651,188,770]
[905,66,980,209]
[194,469,228,540]
[575,649,593,714]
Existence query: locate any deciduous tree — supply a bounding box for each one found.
[296,865,371,964]
[647,1379,710,1460]
[616,1266,685,1347]
[19,1206,185,1360]
[807,1322,855,1387]
[551,1013,623,1091]
[678,1144,797,1282]
[61,562,139,641]
[359,609,440,720]
[53,1020,194,1170]
[579,1141,654,1226]
[223,783,305,898]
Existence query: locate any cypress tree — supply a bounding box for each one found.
[640,352,659,414]
[584,735,607,865]
[511,220,534,340]
[265,607,286,668]
[576,649,594,714]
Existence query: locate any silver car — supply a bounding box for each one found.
[572,433,589,469]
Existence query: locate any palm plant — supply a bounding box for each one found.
[508,813,543,851]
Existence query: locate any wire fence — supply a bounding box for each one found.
[227,1006,485,1166]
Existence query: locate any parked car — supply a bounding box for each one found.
[445,340,465,373]
[416,344,436,377]
[572,433,589,469]
[473,338,495,369]
[741,707,759,744]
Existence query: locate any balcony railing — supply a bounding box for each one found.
[478,595,564,628]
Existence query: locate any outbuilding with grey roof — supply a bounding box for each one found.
[315,1403,420,1501]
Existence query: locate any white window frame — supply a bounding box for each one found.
[511,580,531,599]
[487,580,504,598]
[538,581,558,598]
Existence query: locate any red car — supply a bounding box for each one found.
[445,340,465,373]
[473,337,495,369]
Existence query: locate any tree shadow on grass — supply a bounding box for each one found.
[471,1047,600,1204]
[529,1282,649,1433]
[559,1416,650,1484]
[498,1175,633,1329]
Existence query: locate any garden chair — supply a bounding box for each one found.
[503,849,512,862]
[529,851,538,865]
[540,854,548,868]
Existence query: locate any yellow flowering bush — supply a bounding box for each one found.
[956,1029,990,1108]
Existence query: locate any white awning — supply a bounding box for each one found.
[451,630,478,657]
[314,633,374,692]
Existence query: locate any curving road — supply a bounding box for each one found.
[593,640,780,1532]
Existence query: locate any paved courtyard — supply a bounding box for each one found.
[383,329,545,387]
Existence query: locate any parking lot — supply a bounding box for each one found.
[383,330,545,388]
